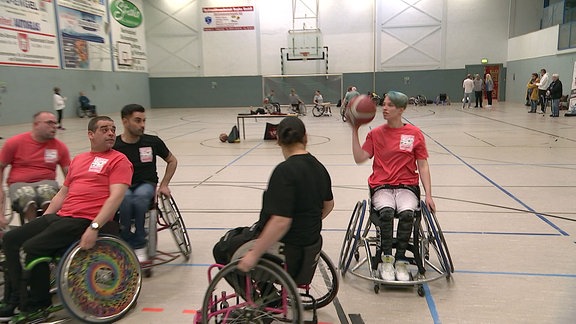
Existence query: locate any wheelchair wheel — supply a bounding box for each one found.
[340,106,347,122]
[200,259,303,324]
[338,200,367,275]
[301,251,339,310]
[298,103,307,115]
[159,194,192,260]
[421,202,454,276]
[312,105,324,117]
[57,236,141,323]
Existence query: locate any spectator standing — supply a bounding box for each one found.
[462,74,474,109]
[527,73,540,113]
[536,68,550,114]
[547,74,563,117]
[473,74,484,108]
[53,87,67,130]
[485,74,494,107]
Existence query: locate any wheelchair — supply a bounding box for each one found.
[3,235,141,323]
[339,199,453,295]
[262,98,281,114]
[140,194,192,277]
[312,103,332,117]
[194,239,339,324]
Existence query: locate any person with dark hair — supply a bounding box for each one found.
[536,68,550,114]
[113,104,178,262]
[52,87,67,130]
[350,91,435,282]
[0,112,70,225]
[213,116,334,278]
[0,116,132,323]
[78,91,97,117]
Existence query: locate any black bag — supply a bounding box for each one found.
[264,122,278,140]
[213,224,261,265]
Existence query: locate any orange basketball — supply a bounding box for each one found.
[348,94,376,125]
[219,133,228,142]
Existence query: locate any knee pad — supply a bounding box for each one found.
[369,207,394,227]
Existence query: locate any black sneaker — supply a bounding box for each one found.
[0,303,18,321]
[9,306,51,324]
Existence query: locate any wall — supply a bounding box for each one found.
[0,67,150,125]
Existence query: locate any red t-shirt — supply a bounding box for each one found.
[362,123,428,188]
[59,149,133,220]
[0,132,71,185]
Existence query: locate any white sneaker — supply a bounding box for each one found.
[135,247,148,262]
[395,260,410,281]
[380,255,395,281]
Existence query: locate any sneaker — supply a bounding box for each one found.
[395,261,411,281]
[135,247,148,262]
[379,255,395,281]
[0,303,18,321]
[9,307,49,324]
[371,269,381,279]
[537,111,544,114]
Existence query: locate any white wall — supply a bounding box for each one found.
[508,26,560,61]
[145,0,514,77]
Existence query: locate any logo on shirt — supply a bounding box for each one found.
[44,149,57,163]
[399,134,415,152]
[139,147,153,163]
[89,157,109,173]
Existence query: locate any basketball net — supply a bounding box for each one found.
[301,52,309,62]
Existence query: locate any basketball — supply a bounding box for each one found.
[347,94,376,125]
[219,133,228,142]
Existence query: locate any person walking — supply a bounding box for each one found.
[462,74,474,109]
[53,87,67,130]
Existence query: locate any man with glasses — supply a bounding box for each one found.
[0,111,71,226]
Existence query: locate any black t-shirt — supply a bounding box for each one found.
[113,134,170,185]
[258,153,333,247]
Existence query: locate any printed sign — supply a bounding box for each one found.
[202,6,255,31]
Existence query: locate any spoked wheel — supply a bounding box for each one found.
[301,251,339,310]
[338,200,367,276]
[159,194,192,260]
[312,105,324,117]
[421,202,454,276]
[340,106,347,122]
[200,259,303,324]
[57,236,141,323]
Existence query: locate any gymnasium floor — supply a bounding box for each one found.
[1,101,575,323]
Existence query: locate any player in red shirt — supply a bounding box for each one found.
[0,112,71,225]
[350,91,436,282]
[0,116,133,322]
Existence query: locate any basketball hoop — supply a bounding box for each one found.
[301,51,310,61]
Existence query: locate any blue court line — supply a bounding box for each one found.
[410,122,569,236]
[423,284,441,324]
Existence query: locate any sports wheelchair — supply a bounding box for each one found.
[339,199,453,295]
[2,235,141,323]
[312,102,332,117]
[140,194,192,277]
[194,239,339,323]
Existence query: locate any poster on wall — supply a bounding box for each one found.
[0,0,60,68]
[57,0,112,71]
[202,6,255,31]
[109,0,147,72]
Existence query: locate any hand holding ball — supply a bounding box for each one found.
[347,95,376,126]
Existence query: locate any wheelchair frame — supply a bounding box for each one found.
[141,194,192,277]
[339,199,453,295]
[10,235,141,323]
[194,242,339,324]
[312,103,332,117]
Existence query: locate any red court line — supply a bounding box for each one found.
[183,309,197,314]
[141,307,164,312]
